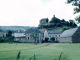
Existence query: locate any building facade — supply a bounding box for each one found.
[40,18,48,24]
[25,28,44,43]
[0,29,6,37]
[58,27,80,43]
[12,31,26,42]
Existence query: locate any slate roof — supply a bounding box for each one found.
[13,33,25,38]
[60,27,78,37]
[0,29,4,32]
[48,30,63,34]
[25,28,42,33]
[13,30,25,33]
[40,18,47,21]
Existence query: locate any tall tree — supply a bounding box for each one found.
[69,19,74,26]
[49,15,60,23]
[6,30,12,36]
[66,0,80,23]
[69,19,77,27]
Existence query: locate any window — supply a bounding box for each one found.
[28,37,29,40]
[28,34,29,36]
[49,35,51,37]
[59,35,60,37]
[55,35,57,37]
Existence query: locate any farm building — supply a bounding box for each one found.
[48,30,63,41]
[0,29,6,37]
[58,27,80,43]
[25,28,44,43]
[13,33,26,42]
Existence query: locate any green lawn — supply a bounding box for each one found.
[0,43,80,60]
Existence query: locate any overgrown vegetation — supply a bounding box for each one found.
[45,37,49,42]
[0,30,14,43]
[38,16,77,30]
[17,51,21,60]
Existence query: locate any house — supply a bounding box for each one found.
[39,29,63,41]
[25,28,44,43]
[58,27,80,43]
[12,30,26,42]
[0,29,6,37]
[48,30,63,41]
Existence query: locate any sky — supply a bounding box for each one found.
[0,0,78,27]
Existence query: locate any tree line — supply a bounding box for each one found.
[38,16,77,29]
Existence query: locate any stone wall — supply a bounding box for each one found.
[25,33,44,43]
[48,34,61,41]
[0,32,4,37]
[58,37,72,43]
[14,37,26,43]
[72,28,80,43]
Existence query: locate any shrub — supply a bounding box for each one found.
[50,37,55,42]
[45,37,49,42]
[55,41,59,43]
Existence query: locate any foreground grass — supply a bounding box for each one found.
[0,43,80,60]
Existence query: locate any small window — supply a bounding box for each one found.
[50,35,51,37]
[28,37,29,40]
[28,34,29,36]
[55,35,57,37]
[59,35,60,37]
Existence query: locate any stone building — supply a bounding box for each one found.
[0,29,6,37]
[40,18,49,24]
[25,28,44,43]
[48,30,63,41]
[12,30,26,42]
[58,27,80,43]
[13,33,26,42]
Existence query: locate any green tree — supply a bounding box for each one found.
[49,15,60,23]
[6,30,14,42]
[30,32,38,44]
[61,19,65,22]
[46,18,49,23]
[45,37,49,42]
[69,19,77,27]
[66,0,80,23]
[6,30,12,36]
[69,19,74,26]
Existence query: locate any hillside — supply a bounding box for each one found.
[0,26,34,31]
[38,15,77,30]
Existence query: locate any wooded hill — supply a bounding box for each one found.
[0,26,33,31]
[38,15,77,30]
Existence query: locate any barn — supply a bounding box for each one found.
[58,27,80,43]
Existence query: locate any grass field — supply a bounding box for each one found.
[0,43,80,60]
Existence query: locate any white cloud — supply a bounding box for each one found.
[0,0,76,27]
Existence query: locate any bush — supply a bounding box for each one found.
[45,37,49,42]
[57,23,63,27]
[63,28,69,31]
[55,41,59,43]
[50,37,55,42]
[0,37,5,42]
